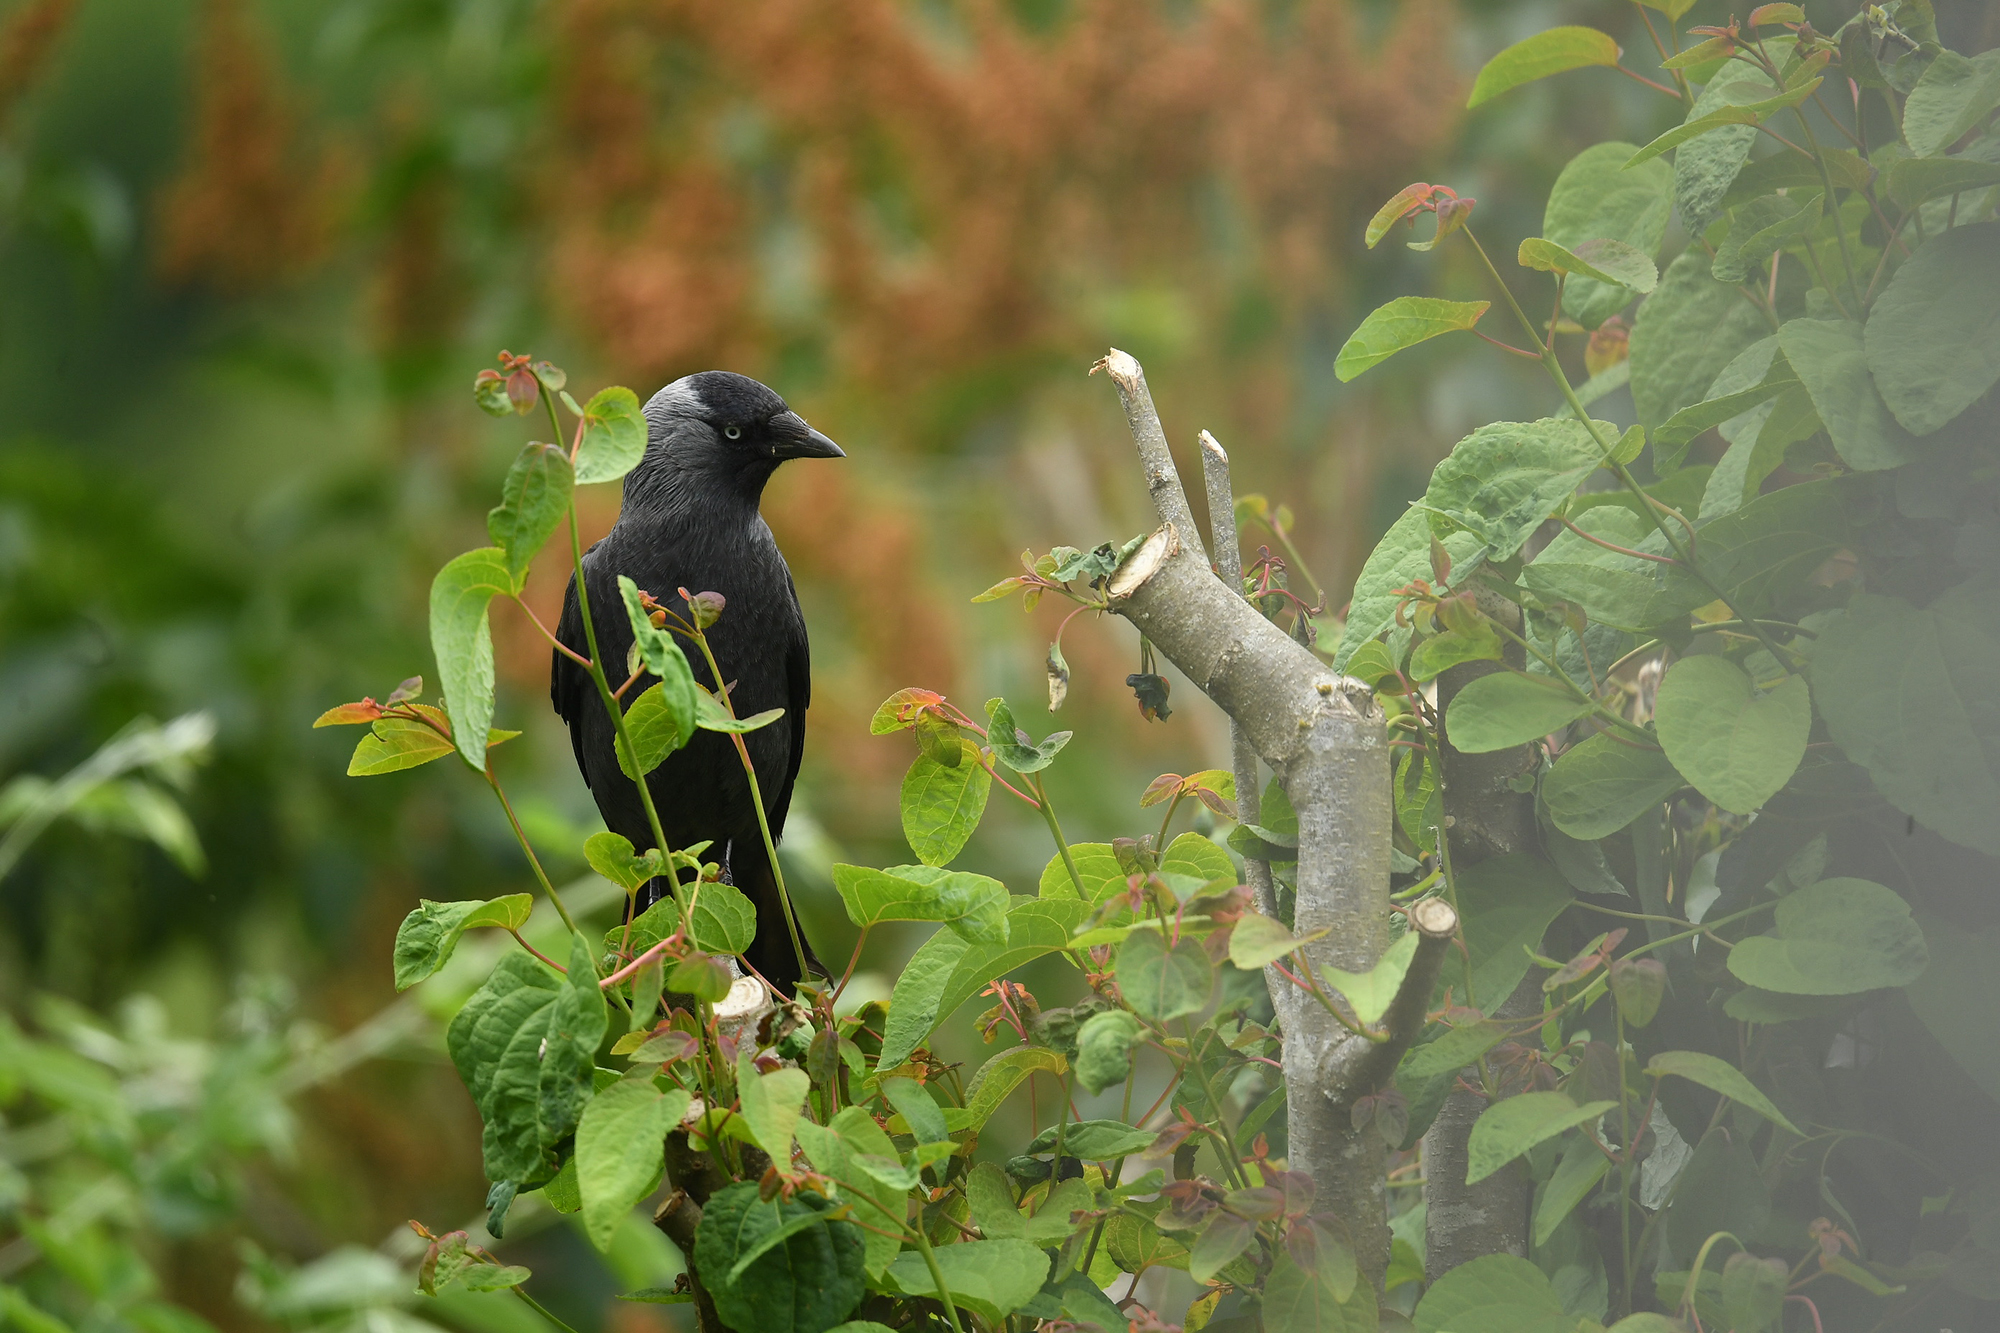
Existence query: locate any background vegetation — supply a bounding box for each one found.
[1,2,1994,1331]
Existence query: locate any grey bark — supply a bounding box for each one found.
[1198,429,1278,920]
[1423,590,1543,1279]
[1093,350,1457,1286]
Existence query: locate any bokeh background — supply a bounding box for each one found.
[2,1,1993,1330]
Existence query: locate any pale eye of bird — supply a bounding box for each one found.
[723,425,742,440]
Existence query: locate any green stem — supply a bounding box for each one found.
[909,1225,968,1333]
[1460,226,1795,669]
[565,502,675,868]
[1182,1018,1253,1189]
[1157,790,1186,848]
[1031,773,1088,898]
[510,1285,584,1333]
[1484,621,1655,745]
[1793,108,1866,313]
[691,633,812,984]
[1043,1066,1076,1213]
[1616,1006,1635,1316]
[485,764,580,936]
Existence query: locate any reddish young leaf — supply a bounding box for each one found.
[314,699,383,727]
[1364,183,1432,248]
[1140,773,1184,808]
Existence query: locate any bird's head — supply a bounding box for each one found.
[634,370,843,507]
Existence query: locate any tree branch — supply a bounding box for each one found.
[1096,352,1395,1284]
[1092,350,1207,564]
[1198,429,1277,920]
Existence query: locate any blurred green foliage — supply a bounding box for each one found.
[2,0,1993,1329]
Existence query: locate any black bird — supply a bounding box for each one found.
[551,371,842,993]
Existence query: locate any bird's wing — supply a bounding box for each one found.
[551,567,593,788]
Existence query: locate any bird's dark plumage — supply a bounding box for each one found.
[551,371,842,993]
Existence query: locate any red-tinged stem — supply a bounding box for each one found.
[514,595,593,669]
[600,935,678,989]
[1474,329,1543,360]
[509,929,566,973]
[612,666,645,701]
[832,926,871,1005]
[1559,516,1682,566]
[1787,1295,1826,1333]
[975,749,1040,807]
[1613,64,1681,98]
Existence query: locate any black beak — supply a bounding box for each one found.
[769,411,845,460]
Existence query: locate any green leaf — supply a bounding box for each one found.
[877,898,1089,1068]
[679,880,757,956]
[1189,1211,1257,1285]
[1407,622,1505,683]
[1905,918,2000,1104]
[1334,298,1489,382]
[1808,581,2000,855]
[1543,142,1673,328]
[1534,1132,1612,1247]
[1665,1127,1772,1269]
[1645,1050,1800,1135]
[1627,78,1821,166]
[1024,1119,1156,1160]
[1444,672,1594,754]
[1630,248,1773,433]
[1074,1009,1144,1095]
[1413,1252,1574,1333]
[1650,335,1794,464]
[881,1239,1050,1325]
[429,548,513,771]
[1322,931,1420,1028]
[615,577,702,730]
[1711,190,1822,284]
[1518,237,1657,292]
[1450,855,1574,1014]
[984,696,1070,773]
[1334,506,1485,672]
[1883,155,2000,210]
[1423,417,1618,560]
[1774,319,1917,471]
[738,1046,811,1162]
[694,690,784,733]
[1161,830,1235,887]
[693,1183,865,1333]
[1673,78,1778,235]
[1902,49,2000,157]
[1866,222,2000,436]
[1365,183,1434,248]
[1653,655,1809,814]
[573,387,647,485]
[584,831,663,892]
[1117,927,1214,1022]
[831,863,1007,944]
[445,933,609,1183]
[1520,508,1705,631]
[615,683,691,779]
[1720,1253,1789,1333]
[1467,27,1621,108]
[794,1106,904,1276]
[577,1078,690,1251]
[488,442,574,589]
[1228,912,1328,970]
[900,740,991,867]
[880,1075,951,1146]
[392,895,534,990]
[347,717,457,775]
[1726,877,1928,996]
[1466,1093,1616,1185]
[963,1047,1068,1130]
[1264,1248,1378,1332]
[1543,731,1683,840]
[1039,841,1124,900]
